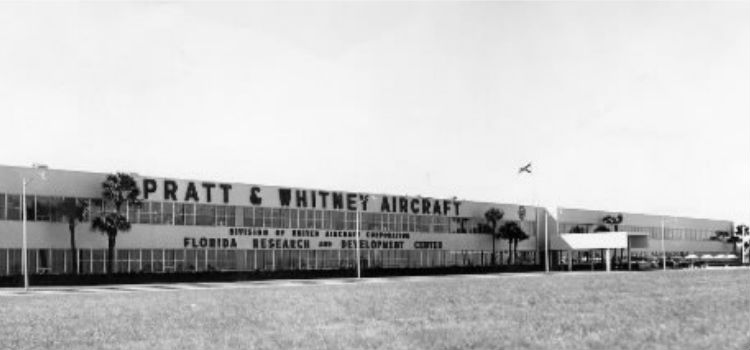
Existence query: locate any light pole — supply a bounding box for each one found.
[661,217,666,271]
[544,207,549,273]
[355,200,361,279]
[355,194,377,279]
[21,164,48,292]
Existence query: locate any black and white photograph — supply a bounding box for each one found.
[0,1,748,349]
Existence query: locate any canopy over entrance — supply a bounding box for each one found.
[551,232,650,250]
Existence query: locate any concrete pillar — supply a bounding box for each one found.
[605,249,611,272]
[627,240,631,271]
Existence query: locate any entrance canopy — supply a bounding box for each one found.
[551,232,649,250]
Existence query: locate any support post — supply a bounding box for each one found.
[605,249,611,272]
[567,250,572,271]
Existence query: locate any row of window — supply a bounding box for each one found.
[0,248,539,275]
[559,223,722,241]
[0,193,536,235]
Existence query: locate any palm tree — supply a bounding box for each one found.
[602,213,624,231]
[484,208,505,266]
[569,225,587,233]
[498,221,528,264]
[58,198,88,274]
[91,173,141,274]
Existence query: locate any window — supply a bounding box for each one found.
[138,202,151,224]
[48,197,63,222]
[268,208,280,228]
[417,215,431,232]
[175,203,194,225]
[352,212,362,230]
[150,202,162,224]
[7,194,21,220]
[433,216,448,233]
[217,206,235,226]
[195,204,215,226]
[289,209,298,228]
[25,195,35,221]
[253,208,265,227]
[305,209,315,229]
[331,211,345,230]
[216,206,226,226]
[36,196,51,221]
[243,207,254,227]
[323,210,333,229]
[314,210,323,229]
[162,202,174,225]
[0,193,5,220]
[277,208,290,228]
[298,209,307,228]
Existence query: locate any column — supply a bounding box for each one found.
[605,249,611,272]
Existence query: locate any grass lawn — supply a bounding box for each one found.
[1,269,748,350]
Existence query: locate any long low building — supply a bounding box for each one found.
[0,164,737,275]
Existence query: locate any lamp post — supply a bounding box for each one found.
[355,194,377,279]
[544,208,549,273]
[21,164,48,292]
[661,217,666,271]
[355,201,361,279]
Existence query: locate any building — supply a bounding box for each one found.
[0,164,737,276]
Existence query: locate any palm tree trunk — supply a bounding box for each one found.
[491,234,496,266]
[513,239,518,264]
[508,240,513,264]
[69,222,77,275]
[107,234,116,274]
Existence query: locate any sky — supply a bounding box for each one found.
[1,1,748,225]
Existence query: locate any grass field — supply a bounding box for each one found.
[1,269,748,350]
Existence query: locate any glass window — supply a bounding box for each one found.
[278,208,289,228]
[323,210,333,229]
[149,202,162,224]
[0,193,5,220]
[138,202,151,224]
[195,204,215,226]
[253,207,264,227]
[25,195,35,221]
[175,203,194,225]
[216,206,226,226]
[332,211,345,230]
[162,202,174,225]
[299,209,307,228]
[305,209,315,229]
[273,208,283,228]
[6,194,20,220]
[36,196,51,221]
[289,209,298,228]
[227,206,236,226]
[219,206,235,227]
[243,207,254,227]
[347,212,358,230]
[315,210,323,229]
[48,197,63,222]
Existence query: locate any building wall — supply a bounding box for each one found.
[0,164,738,275]
[556,207,734,254]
